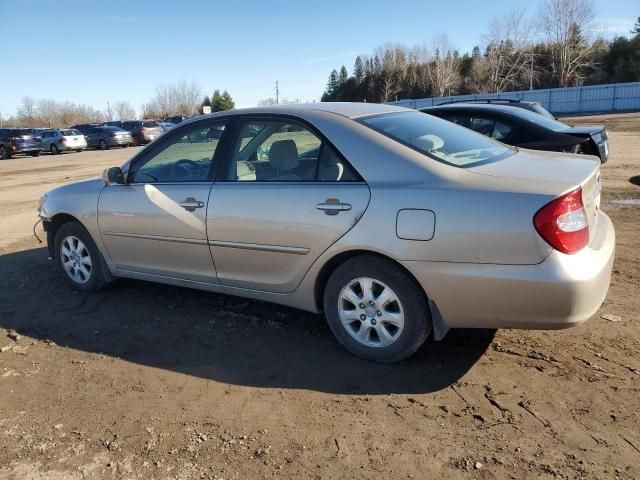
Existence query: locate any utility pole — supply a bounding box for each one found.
[275,81,279,105]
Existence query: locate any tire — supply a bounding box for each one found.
[54,222,109,292]
[31,151,41,157]
[0,145,10,160]
[75,149,83,153]
[99,140,108,150]
[323,255,432,363]
[51,144,60,155]
[131,137,139,147]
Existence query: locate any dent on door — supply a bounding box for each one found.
[207,183,370,293]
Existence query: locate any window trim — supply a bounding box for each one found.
[217,114,364,184]
[125,117,232,185]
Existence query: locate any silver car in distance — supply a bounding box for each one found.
[37,103,615,363]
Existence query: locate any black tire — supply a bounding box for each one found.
[131,137,139,147]
[54,222,110,292]
[323,255,432,363]
[31,151,41,157]
[0,145,10,160]
[75,149,83,153]
[51,144,59,155]
[99,140,108,150]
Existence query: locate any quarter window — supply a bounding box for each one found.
[230,119,359,182]
[128,122,226,183]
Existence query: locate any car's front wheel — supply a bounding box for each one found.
[54,222,109,292]
[31,151,41,157]
[51,144,59,155]
[323,255,432,363]
[0,145,10,160]
[99,140,108,150]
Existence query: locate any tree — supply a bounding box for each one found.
[200,95,212,113]
[36,99,57,127]
[632,17,640,35]
[114,101,135,120]
[17,97,36,126]
[211,89,235,112]
[353,56,365,81]
[322,69,340,101]
[472,46,481,58]
[429,34,460,97]
[339,65,349,85]
[537,0,596,86]
[483,8,533,92]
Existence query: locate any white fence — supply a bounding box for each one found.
[389,82,640,115]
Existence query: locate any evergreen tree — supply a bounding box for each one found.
[201,95,211,114]
[211,89,235,112]
[632,17,640,35]
[339,65,349,84]
[472,46,481,58]
[353,56,365,81]
[325,69,339,97]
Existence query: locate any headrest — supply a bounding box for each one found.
[269,140,299,171]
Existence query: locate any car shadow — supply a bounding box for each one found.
[0,247,494,395]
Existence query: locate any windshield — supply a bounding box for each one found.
[359,111,514,167]
[508,107,569,131]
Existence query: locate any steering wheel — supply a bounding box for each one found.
[171,159,205,179]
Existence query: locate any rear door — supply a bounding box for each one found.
[98,119,230,282]
[207,116,370,293]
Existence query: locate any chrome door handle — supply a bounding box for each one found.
[180,197,205,212]
[316,198,352,215]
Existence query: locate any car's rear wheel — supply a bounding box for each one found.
[99,140,108,150]
[0,145,10,160]
[51,144,59,155]
[54,222,109,292]
[323,255,431,363]
[131,137,139,147]
[75,149,83,153]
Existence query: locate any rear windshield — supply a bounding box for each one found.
[143,121,159,127]
[13,129,35,136]
[359,111,514,168]
[61,129,81,136]
[508,108,569,131]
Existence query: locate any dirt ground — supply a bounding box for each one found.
[0,114,639,479]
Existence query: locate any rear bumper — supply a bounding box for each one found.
[107,137,131,146]
[59,142,87,151]
[403,211,615,330]
[12,146,41,154]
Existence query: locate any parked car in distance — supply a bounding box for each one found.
[435,98,557,119]
[422,103,609,162]
[103,121,125,129]
[122,120,163,146]
[84,126,132,150]
[164,115,192,125]
[0,128,43,159]
[70,123,102,135]
[41,129,87,154]
[158,122,176,132]
[37,103,614,363]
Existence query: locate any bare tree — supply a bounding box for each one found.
[483,8,533,92]
[143,81,202,118]
[537,0,596,86]
[18,97,37,126]
[114,101,136,120]
[429,34,460,97]
[37,99,57,127]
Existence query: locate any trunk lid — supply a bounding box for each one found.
[469,148,601,244]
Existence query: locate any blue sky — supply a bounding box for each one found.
[0,0,637,117]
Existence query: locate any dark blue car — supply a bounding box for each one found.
[0,128,43,159]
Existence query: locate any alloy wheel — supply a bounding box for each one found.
[60,235,92,284]
[338,277,405,348]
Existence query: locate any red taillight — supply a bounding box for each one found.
[534,187,589,254]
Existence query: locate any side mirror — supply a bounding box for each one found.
[102,166,124,185]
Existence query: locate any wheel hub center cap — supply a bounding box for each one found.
[364,306,376,318]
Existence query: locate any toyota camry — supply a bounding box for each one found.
[37,103,615,363]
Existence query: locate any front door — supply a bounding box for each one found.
[98,120,228,283]
[207,117,370,293]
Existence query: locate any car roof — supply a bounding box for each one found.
[192,102,410,122]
